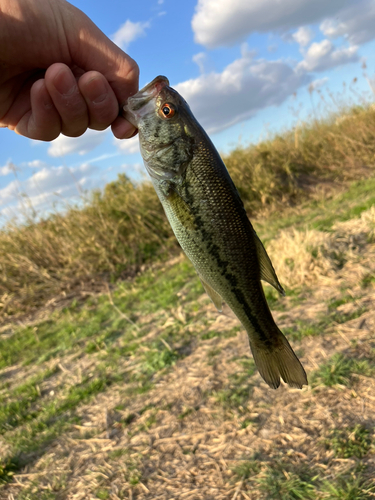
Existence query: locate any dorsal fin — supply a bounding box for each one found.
[254,232,285,296]
[200,277,223,312]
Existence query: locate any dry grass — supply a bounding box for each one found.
[3,103,375,321]
[224,103,375,213]
[267,206,375,289]
[0,176,172,321]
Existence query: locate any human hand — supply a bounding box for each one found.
[0,0,139,141]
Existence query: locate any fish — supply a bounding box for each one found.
[123,75,307,389]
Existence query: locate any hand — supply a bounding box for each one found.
[0,0,139,140]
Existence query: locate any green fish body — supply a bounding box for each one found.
[124,76,307,389]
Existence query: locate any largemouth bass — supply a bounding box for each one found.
[123,76,307,389]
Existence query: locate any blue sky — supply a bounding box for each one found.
[2,0,375,222]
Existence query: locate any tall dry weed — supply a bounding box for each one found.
[226,104,375,214]
[0,175,173,319]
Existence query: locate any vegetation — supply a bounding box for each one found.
[3,101,375,320]
[1,100,375,498]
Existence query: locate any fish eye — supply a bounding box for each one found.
[159,103,176,119]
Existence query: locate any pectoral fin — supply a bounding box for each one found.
[254,232,285,296]
[200,277,223,312]
[167,189,196,231]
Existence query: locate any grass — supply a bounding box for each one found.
[215,358,256,410]
[0,258,200,370]
[0,366,58,431]
[0,255,209,477]
[256,465,316,500]
[1,101,375,498]
[322,470,375,500]
[281,294,367,342]
[232,460,375,500]
[256,176,375,244]
[325,425,372,459]
[311,353,375,387]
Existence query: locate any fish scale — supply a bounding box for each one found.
[123,75,307,390]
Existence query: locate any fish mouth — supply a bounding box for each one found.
[122,76,170,127]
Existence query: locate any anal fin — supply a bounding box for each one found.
[254,231,285,296]
[200,278,223,312]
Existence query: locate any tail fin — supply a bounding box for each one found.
[250,331,307,389]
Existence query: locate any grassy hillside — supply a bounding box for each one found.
[1,174,375,498]
[2,103,375,322]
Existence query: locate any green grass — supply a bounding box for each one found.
[311,353,375,387]
[141,343,181,374]
[283,319,323,342]
[255,463,317,500]
[325,425,372,459]
[0,256,209,476]
[361,273,375,288]
[231,458,375,500]
[215,358,256,410]
[0,366,58,432]
[95,489,110,500]
[282,292,367,342]
[0,258,200,371]
[322,470,375,500]
[232,458,260,479]
[3,371,122,463]
[257,177,375,243]
[0,459,18,484]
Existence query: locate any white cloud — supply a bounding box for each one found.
[26,163,98,196]
[192,0,348,48]
[0,161,16,176]
[112,20,150,50]
[48,129,107,157]
[114,135,140,155]
[309,77,329,91]
[0,163,99,210]
[320,0,375,45]
[267,44,278,53]
[0,179,19,207]
[297,39,359,72]
[175,52,309,134]
[292,26,314,47]
[192,52,208,74]
[26,160,50,169]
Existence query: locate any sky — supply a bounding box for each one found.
[2,0,375,222]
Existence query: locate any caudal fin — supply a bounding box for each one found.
[250,331,307,389]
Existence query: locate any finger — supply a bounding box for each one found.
[15,79,61,141]
[111,116,138,139]
[78,71,118,130]
[44,63,89,137]
[62,2,139,127]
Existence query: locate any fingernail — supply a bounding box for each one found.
[53,69,76,96]
[85,77,108,104]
